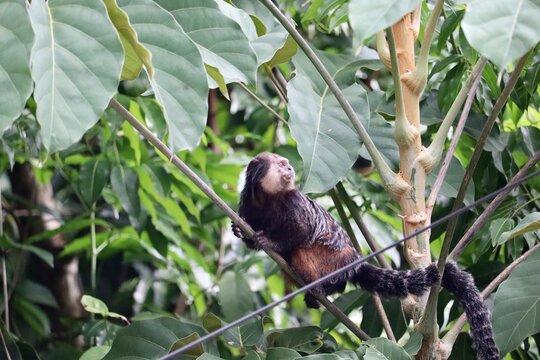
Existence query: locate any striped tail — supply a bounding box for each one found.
[352,262,439,298]
[442,262,499,360]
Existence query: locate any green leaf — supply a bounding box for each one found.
[288,53,370,193]
[79,159,110,208]
[233,0,291,66]
[80,346,112,360]
[156,0,258,85]
[363,346,389,360]
[16,280,58,308]
[218,270,255,322]
[349,0,422,44]
[103,317,217,359]
[320,289,369,330]
[365,338,411,360]
[28,217,110,243]
[266,347,301,360]
[118,0,208,152]
[0,235,53,268]
[170,332,204,357]
[462,0,540,68]
[498,212,540,244]
[0,0,34,132]
[403,332,422,355]
[272,326,324,353]
[426,156,475,205]
[110,166,146,230]
[103,0,153,80]
[490,218,515,245]
[493,248,540,355]
[81,295,109,317]
[28,0,123,152]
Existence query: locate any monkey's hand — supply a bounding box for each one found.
[251,231,281,253]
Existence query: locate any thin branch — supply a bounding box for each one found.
[264,66,288,104]
[334,183,395,341]
[420,57,487,174]
[415,0,445,85]
[439,52,528,266]
[238,83,288,125]
[427,60,485,214]
[374,294,396,342]
[335,183,391,269]
[418,53,529,346]
[329,189,361,253]
[441,243,540,352]
[258,0,407,197]
[109,98,369,341]
[449,150,540,260]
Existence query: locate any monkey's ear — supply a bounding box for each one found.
[245,157,269,199]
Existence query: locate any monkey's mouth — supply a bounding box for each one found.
[282,171,295,182]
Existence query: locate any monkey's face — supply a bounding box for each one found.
[259,153,296,194]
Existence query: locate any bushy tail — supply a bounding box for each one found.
[442,262,499,360]
[352,262,439,298]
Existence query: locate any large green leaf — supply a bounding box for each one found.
[156,0,258,85]
[493,248,540,355]
[110,166,146,230]
[28,0,123,152]
[103,317,217,359]
[462,0,540,68]
[365,338,411,360]
[0,0,33,132]
[118,0,208,152]
[349,0,422,44]
[103,0,153,80]
[233,0,291,66]
[79,159,110,208]
[271,326,324,353]
[288,52,372,193]
[320,289,369,330]
[498,212,540,244]
[218,270,255,322]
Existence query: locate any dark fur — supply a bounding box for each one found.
[236,153,499,360]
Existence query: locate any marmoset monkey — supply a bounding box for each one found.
[233,152,499,360]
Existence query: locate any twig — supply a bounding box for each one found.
[427,60,485,215]
[335,183,391,269]
[264,67,288,104]
[237,83,288,125]
[439,52,529,266]
[373,294,396,342]
[449,150,540,260]
[109,98,369,341]
[329,188,361,252]
[441,243,540,352]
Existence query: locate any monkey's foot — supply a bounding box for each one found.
[231,223,245,239]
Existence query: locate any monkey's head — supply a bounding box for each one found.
[243,153,296,201]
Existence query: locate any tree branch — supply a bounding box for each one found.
[426,59,486,215]
[449,150,540,260]
[109,98,370,341]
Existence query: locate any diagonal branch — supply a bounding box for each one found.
[109,98,369,341]
[449,150,540,260]
[426,59,485,216]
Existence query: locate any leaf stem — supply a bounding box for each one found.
[238,83,288,125]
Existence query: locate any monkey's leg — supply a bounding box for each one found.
[304,286,325,309]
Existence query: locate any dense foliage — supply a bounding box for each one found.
[0,0,539,359]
